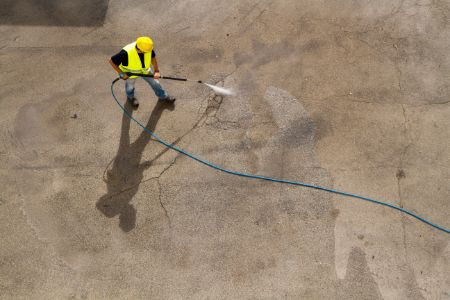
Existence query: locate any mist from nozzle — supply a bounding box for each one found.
[203,83,235,96]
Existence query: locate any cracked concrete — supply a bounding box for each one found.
[1,0,449,299]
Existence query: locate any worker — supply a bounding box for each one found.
[109,36,176,108]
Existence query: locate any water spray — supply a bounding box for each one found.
[126,73,234,96]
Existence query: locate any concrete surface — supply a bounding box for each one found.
[0,0,449,299]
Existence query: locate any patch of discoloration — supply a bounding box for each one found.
[337,247,383,300]
[15,103,68,149]
[2,0,449,298]
[0,0,109,26]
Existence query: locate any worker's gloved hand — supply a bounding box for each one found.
[119,73,129,80]
[153,71,161,79]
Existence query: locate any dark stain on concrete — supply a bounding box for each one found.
[14,100,70,152]
[396,169,406,179]
[278,118,316,147]
[331,208,340,218]
[186,47,224,62]
[302,39,324,53]
[0,0,109,27]
[250,40,296,65]
[313,113,334,141]
[15,103,58,147]
[233,40,295,67]
[13,81,91,161]
[338,247,383,300]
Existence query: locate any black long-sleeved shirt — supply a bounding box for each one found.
[111,49,156,67]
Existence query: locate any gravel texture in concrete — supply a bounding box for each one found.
[0,0,449,299]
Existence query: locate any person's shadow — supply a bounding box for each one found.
[97,101,174,232]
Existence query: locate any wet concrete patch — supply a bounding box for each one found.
[338,247,383,300]
[0,0,109,26]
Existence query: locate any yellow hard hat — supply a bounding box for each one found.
[136,36,153,52]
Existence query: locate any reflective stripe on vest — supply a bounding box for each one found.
[119,42,152,78]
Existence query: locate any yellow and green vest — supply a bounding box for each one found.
[118,42,152,78]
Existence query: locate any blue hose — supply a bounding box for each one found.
[111,78,449,234]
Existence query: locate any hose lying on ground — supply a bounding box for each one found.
[111,77,449,234]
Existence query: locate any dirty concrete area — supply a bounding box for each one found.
[0,0,449,299]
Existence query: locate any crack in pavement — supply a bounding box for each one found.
[102,69,238,223]
[156,179,170,226]
[396,103,414,276]
[147,70,238,222]
[396,104,413,206]
[101,154,179,201]
[153,154,183,225]
[99,153,179,226]
[99,75,234,217]
[207,117,240,130]
[201,70,238,128]
[393,43,404,92]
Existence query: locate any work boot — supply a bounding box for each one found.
[158,95,176,103]
[127,97,139,108]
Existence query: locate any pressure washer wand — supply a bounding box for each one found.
[124,73,234,96]
[126,73,203,83]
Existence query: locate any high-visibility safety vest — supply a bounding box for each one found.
[119,42,152,78]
